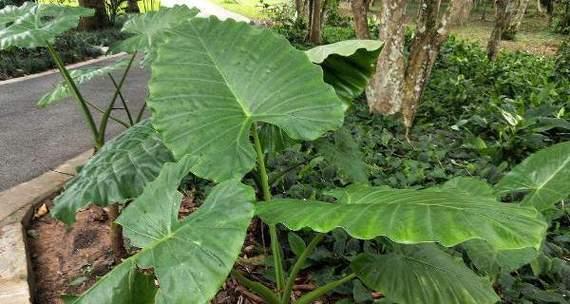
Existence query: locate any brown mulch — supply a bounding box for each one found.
[26,193,288,304]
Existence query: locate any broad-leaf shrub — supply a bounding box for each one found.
[4,4,562,303]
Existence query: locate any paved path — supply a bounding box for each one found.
[0,1,247,191]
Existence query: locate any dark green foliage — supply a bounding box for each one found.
[554,39,570,81]
[265,35,570,303]
[552,0,570,34]
[0,29,128,80]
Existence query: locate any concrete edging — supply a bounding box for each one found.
[0,150,92,304]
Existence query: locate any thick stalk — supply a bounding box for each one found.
[47,43,99,147]
[281,234,325,303]
[252,123,286,294]
[85,100,130,128]
[96,84,121,146]
[107,204,126,262]
[295,273,356,304]
[231,270,281,304]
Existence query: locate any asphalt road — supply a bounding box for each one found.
[0,1,247,191]
[0,56,150,190]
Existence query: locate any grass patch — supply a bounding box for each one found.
[210,0,286,19]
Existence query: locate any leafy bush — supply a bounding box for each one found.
[554,39,570,81]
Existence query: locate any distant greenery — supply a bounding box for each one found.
[0,28,128,80]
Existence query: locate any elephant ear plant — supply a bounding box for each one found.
[42,13,558,304]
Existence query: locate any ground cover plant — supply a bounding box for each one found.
[2,2,569,304]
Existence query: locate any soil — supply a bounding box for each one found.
[26,194,287,304]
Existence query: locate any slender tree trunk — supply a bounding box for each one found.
[78,0,109,30]
[351,0,371,39]
[502,0,529,39]
[537,0,544,14]
[487,0,511,60]
[367,0,473,129]
[366,0,407,114]
[126,0,140,13]
[308,0,323,44]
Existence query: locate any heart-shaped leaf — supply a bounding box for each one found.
[352,244,500,304]
[463,240,538,275]
[496,141,570,211]
[52,120,174,224]
[149,17,345,182]
[305,40,382,103]
[38,59,128,107]
[0,3,93,49]
[256,184,547,250]
[72,158,255,303]
[110,5,199,54]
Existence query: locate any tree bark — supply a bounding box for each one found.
[308,0,323,44]
[126,0,140,13]
[78,0,109,31]
[367,0,473,129]
[487,0,511,60]
[502,0,530,40]
[351,0,371,39]
[366,0,407,114]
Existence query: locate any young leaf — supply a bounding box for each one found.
[463,240,538,275]
[256,184,547,251]
[351,244,500,304]
[288,232,307,256]
[148,17,345,182]
[51,120,174,224]
[37,60,129,107]
[73,159,255,303]
[496,141,570,211]
[305,40,383,103]
[0,3,94,50]
[67,259,157,304]
[110,5,199,54]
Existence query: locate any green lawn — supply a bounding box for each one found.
[210,0,286,19]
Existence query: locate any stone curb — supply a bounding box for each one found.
[0,150,92,304]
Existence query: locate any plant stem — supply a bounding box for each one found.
[281,234,325,304]
[231,270,281,304]
[85,100,130,128]
[107,52,137,126]
[295,273,356,304]
[108,204,126,263]
[97,83,121,146]
[135,102,147,123]
[252,123,286,294]
[47,43,100,148]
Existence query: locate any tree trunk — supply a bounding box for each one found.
[400,0,465,128]
[367,0,472,129]
[308,0,323,44]
[126,0,140,13]
[351,0,371,39]
[366,0,407,114]
[78,0,109,31]
[487,0,510,60]
[502,0,529,40]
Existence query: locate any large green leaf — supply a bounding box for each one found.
[149,17,345,182]
[440,176,496,198]
[496,141,570,211]
[256,184,547,250]
[463,240,538,275]
[73,159,255,303]
[37,59,128,107]
[52,120,174,224]
[0,3,93,49]
[110,5,199,54]
[305,40,382,103]
[352,244,500,304]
